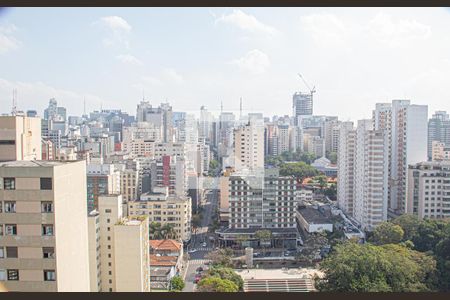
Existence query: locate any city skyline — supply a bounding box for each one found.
[2,7,450,120]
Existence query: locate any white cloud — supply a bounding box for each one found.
[299,13,349,47]
[142,76,163,86]
[215,9,277,35]
[95,16,132,48]
[367,12,431,47]
[115,54,142,66]
[99,16,132,32]
[162,68,185,84]
[231,49,270,75]
[0,24,20,54]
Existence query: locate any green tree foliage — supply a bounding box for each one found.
[197,276,239,292]
[169,275,185,292]
[371,222,404,245]
[206,267,244,291]
[192,214,202,229]
[316,241,437,292]
[279,161,320,179]
[391,214,421,242]
[327,151,337,164]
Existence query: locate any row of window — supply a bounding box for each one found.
[0,201,53,213]
[0,269,55,281]
[1,177,52,190]
[0,247,55,259]
[0,224,54,236]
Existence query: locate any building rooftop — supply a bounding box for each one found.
[298,206,332,225]
[0,160,81,168]
[150,255,178,267]
[150,239,182,252]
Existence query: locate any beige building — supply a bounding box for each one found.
[233,122,264,172]
[88,194,150,292]
[0,160,90,292]
[0,116,42,162]
[128,187,192,242]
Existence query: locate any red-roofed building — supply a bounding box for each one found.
[149,239,183,290]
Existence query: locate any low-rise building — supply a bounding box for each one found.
[296,206,334,233]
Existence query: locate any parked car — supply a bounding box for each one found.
[188,249,197,253]
[194,274,202,284]
[253,252,261,257]
[196,267,204,273]
[202,242,207,247]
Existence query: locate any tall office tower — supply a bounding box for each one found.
[428,111,450,160]
[353,120,389,231]
[199,106,213,143]
[233,121,264,172]
[0,116,42,162]
[136,100,152,123]
[26,110,37,118]
[373,100,428,215]
[88,194,150,292]
[292,92,313,123]
[86,163,121,212]
[44,98,58,120]
[160,102,173,143]
[289,125,303,153]
[0,160,90,292]
[128,186,192,242]
[175,113,198,144]
[277,124,291,154]
[407,161,450,220]
[337,121,356,216]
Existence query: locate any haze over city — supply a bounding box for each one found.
[1,7,450,120]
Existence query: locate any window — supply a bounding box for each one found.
[105,209,111,213]
[6,247,18,258]
[0,225,3,236]
[43,247,55,259]
[5,224,17,236]
[4,178,15,190]
[42,225,54,236]
[44,270,56,281]
[7,269,19,281]
[41,202,53,213]
[0,247,4,258]
[4,201,16,213]
[40,178,53,190]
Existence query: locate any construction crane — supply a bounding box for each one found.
[297,73,316,96]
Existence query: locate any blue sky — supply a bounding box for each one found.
[1,8,450,120]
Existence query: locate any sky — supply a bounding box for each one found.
[1,7,450,121]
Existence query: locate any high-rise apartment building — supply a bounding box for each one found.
[432,141,450,161]
[233,121,264,172]
[337,121,356,216]
[0,116,42,162]
[0,160,90,291]
[428,111,450,160]
[407,161,450,220]
[373,100,428,215]
[86,163,121,212]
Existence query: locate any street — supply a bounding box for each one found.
[182,188,219,292]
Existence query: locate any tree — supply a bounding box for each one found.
[169,276,185,292]
[206,267,244,291]
[206,248,234,268]
[197,276,239,292]
[314,175,328,191]
[192,214,202,230]
[327,151,337,164]
[255,230,272,254]
[371,222,404,245]
[150,222,177,239]
[279,161,319,179]
[391,214,421,242]
[315,241,437,292]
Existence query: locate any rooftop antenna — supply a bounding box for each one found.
[11,89,17,116]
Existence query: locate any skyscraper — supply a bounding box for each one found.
[428,111,450,161]
[292,92,313,123]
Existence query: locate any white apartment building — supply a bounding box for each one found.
[353,120,389,231]
[128,187,192,242]
[407,161,450,220]
[0,160,90,292]
[373,100,428,215]
[0,116,42,162]
[337,121,356,217]
[233,122,264,172]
